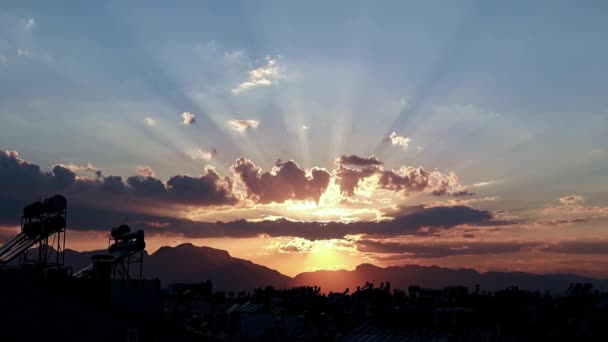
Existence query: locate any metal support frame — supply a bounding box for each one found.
[111,250,144,281]
[108,233,144,281]
[21,204,67,268]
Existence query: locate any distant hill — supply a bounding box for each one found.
[57,244,608,293]
[63,243,290,290]
[144,243,291,290]
[292,263,608,294]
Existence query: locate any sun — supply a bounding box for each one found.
[307,240,341,266]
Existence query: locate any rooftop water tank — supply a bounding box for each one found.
[43,195,67,214]
[23,201,44,218]
[111,224,131,239]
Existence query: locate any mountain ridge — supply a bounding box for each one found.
[59,243,608,293]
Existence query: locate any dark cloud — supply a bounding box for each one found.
[52,165,77,188]
[100,176,126,194]
[231,158,330,204]
[100,205,501,241]
[0,150,237,225]
[0,150,65,194]
[0,151,496,241]
[336,155,382,167]
[126,168,237,206]
[540,241,608,254]
[357,239,537,258]
[535,218,590,226]
[335,165,377,196]
[378,167,431,192]
[164,168,236,206]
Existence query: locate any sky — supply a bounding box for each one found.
[1,1,607,277]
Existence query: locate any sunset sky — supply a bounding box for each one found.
[1,1,607,277]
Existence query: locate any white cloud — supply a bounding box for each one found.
[24,18,36,30]
[471,180,503,187]
[227,119,260,133]
[388,131,411,149]
[301,124,309,130]
[56,162,102,177]
[144,117,156,126]
[181,112,196,125]
[188,148,217,161]
[232,56,283,94]
[559,195,584,205]
[17,49,30,57]
[223,50,245,62]
[136,166,155,177]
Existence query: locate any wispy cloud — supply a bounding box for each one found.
[559,195,584,205]
[55,162,102,178]
[181,112,196,125]
[24,17,36,30]
[232,56,283,94]
[336,155,382,167]
[471,180,504,187]
[188,147,217,161]
[136,166,155,177]
[387,131,411,149]
[17,49,30,57]
[227,119,259,133]
[144,117,156,126]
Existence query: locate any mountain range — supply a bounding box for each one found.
[62,243,608,294]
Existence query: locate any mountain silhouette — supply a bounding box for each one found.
[144,243,291,290]
[59,244,608,293]
[293,263,608,294]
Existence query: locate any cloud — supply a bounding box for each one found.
[232,56,282,94]
[387,131,411,149]
[136,166,155,178]
[223,50,245,62]
[0,151,497,241]
[379,167,472,197]
[559,195,584,205]
[336,155,382,167]
[143,204,500,240]
[540,240,608,254]
[534,217,590,227]
[335,165,378,196]
[127,166,237,206]
[70,204,500,240]
[17,49,30,57]
[227,119,259,133]
[333,155,471,197]
[144,117,156,126]
[188,148,217,161]
[231,158,331,204]
[56,162,101,176]
[470,180,504,188]
[24,17,36,30]
[0,150,238,226]
[181,112,196,125]
[357,239,537,258]
[100,176,125,194]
